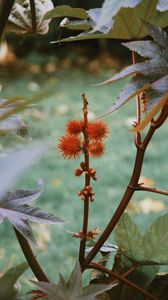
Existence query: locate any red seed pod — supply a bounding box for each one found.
[81,196,86,201]
[90,197,94,202]
[58,135,82,159]
[88,120,108,140]
[89,141,105,158]
[90,168,96,175]
[80,161,86,170]
[74,168,83,176]
[85,185,91,191]
[66,120,84,135]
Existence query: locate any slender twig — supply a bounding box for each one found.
[0,0,15,38]
[136,185,168,196]
[89,263,158,300]
[84,108,168,266]
[29,0,37,34]
[14,228,49,282]
[132,51,142,147]
[79,94,90,266]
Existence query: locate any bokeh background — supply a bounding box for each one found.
[0,0,168,294]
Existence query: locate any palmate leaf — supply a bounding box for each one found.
[115,212,168,265]
[44,5,88,20]
[30,262,117,300]
[50,0,168,43]
[0,261,28,300]
[7,0,54,35]
[90,0,141,34]
[130,92,168,131]
[0,188,64,244]
[97,24,168,129]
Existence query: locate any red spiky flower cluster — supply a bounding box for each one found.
[58,119,108,159]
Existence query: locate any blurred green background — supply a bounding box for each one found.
[0,3,168,294]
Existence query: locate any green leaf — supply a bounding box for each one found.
[0,262,28,300]
[141,213,168,264]
[114,213,143,262]
[44,5,88,20]
[52,0,168,43]
[60,19,91,31]
[91,0,141,34]
[30,262,117,300]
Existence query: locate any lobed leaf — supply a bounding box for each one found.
[122,40,162,59]
[100,80,150,117]
[90,0,141,34]
[141,212,168,264]
[142,22,168,48]
[0,262,28,300]
[51,0,168,43]
[0,188,64,244]
[114,213,143,262]
[1,188,43,205]
[44,5,88,20]
[130,92,168,131]
[30,262,116,300]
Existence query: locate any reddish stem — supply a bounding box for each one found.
[14,228,49,282]
[79,94,90,266]
[29,0,37,34]
[132,51,142,146]
[136,185,168,196]
[84,106,168,266]
[89,263,158,300]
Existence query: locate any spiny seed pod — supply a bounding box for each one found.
[58,135,82,159]
[89,141,105,158]
[88,120,108,140]
[66,120,84,135]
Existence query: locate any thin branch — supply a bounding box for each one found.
[14,228,49,282]
[136,185,168,196]
[29,0,37,34]
[84,146,145,266]
[79,94,90,267]
[89,263,158,300]
[0,0,15,38]
[132,51,142,147]
[84,103,168,266]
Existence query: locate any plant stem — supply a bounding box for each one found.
[29,0,37,34]
[0,0,15,38]
[132,51,142,146]
[89,263,159,300]
[79,94,90,267]
[14,228,49,282]
[136,185,168,196]
[85,106,168,266]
